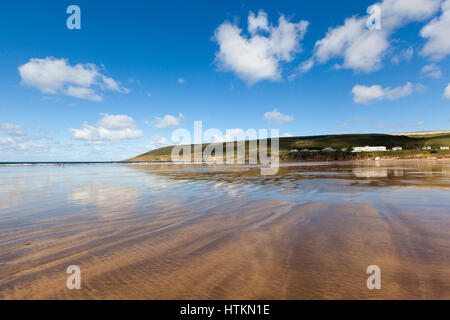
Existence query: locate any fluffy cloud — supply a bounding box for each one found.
[65,86,102,101]
[444,84,450,99]
[0,123,26,137]
[264,109,294,124]
[0,137,24,152]
[145,135,170,150]
[421,64,443,78]
[19,57,129,101]
[420,0,450,61]
[0,125,55,153]
[177,78,186,84]
[298,58,314,73]
[314,17,389,72]
[151,113,185,128]
[352,82,414,104]
[0,137,52,153]
[391,47,414,64]
[70,113,143,143]
[214,10,309,85]
[248,10,270,34]
[96,113,136,129]
[307,0,441,73]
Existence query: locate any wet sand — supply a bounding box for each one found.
[0,161,449,299]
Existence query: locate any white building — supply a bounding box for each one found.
[423,146,431,150]
[289,149,299,153]
[352,146,387,153]
[322,147,336,152]
[441,146,449,150]
[392,147,402,151]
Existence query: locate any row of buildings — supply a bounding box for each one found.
[422,146,449,150]
[289,146,450,153]
[351,146,450,152]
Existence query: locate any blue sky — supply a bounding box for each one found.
[1,0,449,161]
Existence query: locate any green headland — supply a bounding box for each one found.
[126,131,450,162]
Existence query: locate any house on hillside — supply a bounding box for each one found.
[422,146,432,150]
[392,147,402,151]
[322,147,336,152]
[289,149,299,153]
[441,146,449,150]
[352,146,387,153]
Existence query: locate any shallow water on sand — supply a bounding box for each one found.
[0,161,449,299]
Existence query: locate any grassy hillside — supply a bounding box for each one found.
[125,133,450,162]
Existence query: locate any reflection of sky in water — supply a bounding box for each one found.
[0,162,449,229]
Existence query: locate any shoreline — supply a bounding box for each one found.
[2,158,450,169]
[123,158,450,165]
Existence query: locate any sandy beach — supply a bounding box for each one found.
[0,161,449,299]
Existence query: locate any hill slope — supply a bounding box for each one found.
[125,133,450,162]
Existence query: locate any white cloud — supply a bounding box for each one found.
[18,57,129,101]
[307,0,441,73]
[391,46,414,64]
[287,74,297,82]
[101,75,130,93]
[314,17,389,72]
[151,113,185,128]
[248,10,270,35]
[221,129,253,142]
[0,123,26,137]
[177,78,186,84]
[0,138,22,153]
[145,135,170,150]
[420,0,450,61]
[373,121,424,129]
[214,10,309,85]
[264,109,294,124]
[352,82,414,104]
[97,113,136,130]
[444,83,450,99]
[65,86,102,101]
[0,124,59,154]
[0,137,52,153]
[298,58,314,73]
[70,113,143,143]
[421,64,442,78]
[0,137,14,146]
